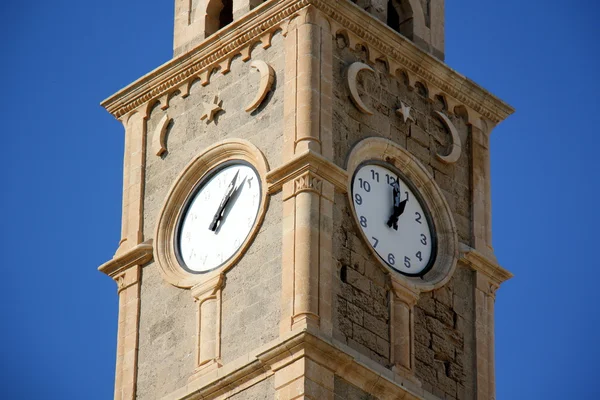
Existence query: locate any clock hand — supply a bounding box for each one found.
[387,179,408,230]
[213,176,247,234]
[209,170,239,232]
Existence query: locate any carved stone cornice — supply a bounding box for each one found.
[101,0,513,127]
[266,149,348,195]
[101,0,304,119]
[459,243,513,287]
[98,240,153,279]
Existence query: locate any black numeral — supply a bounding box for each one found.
[405,191,409,201]
[415,212,422,224]
[416,251,422,262]
[358,178,371,192]
[404,256,411,268]
[354,193,363,205]
[372,237,379,248]
[360,216,368,228]
[388,253,395,265]
[371,169,380,182]
[420,234,427,245]
[385,174,397,186]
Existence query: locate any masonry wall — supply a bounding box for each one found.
[229,376,276,399]
[331,33,476,399]
[334,375,377,400]
[136,33,285,399]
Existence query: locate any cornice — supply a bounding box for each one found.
[98,240,154,279]
[459,243,513,286]
[173,330,427,400]
[101,0,303,119]
[101,0,513,126]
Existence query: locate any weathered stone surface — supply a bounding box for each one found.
[229,376,276,399]
[136,34,285,399]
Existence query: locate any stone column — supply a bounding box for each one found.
[280,5,335,336]
[99,243,153,400]
[190,274,224,377]
[471,124,494,259]
[116,109,146,256]
[461,246,512,400]
[390,277,420,383]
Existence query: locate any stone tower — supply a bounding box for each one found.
[99,1,513,399]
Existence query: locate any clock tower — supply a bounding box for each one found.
[99,1,513,399]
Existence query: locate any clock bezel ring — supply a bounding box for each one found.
[346,137,459,291]
[154,138,270,289]
[350,159,438,278]
[174,159,262,275]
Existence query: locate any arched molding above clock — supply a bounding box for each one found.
[346,137,458,291]
[154,138,270,289]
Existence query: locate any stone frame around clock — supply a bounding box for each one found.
[346,137,458,291]
[154,138,270,289]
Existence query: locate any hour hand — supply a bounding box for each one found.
[387,180,407,230]
[209,170,239,231]
[387,198,408,230]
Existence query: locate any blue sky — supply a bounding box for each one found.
[1,0,598,398]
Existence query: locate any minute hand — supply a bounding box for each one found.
[209,170,239,232]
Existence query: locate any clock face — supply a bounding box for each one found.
[351,162,436,276]
[176,161,261,273]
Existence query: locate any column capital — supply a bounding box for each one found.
[459,244,513,289]
[390,275,421,306]
[99,240,153,292]
[190,272,224,302]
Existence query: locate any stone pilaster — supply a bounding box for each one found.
[190,273,224,378]
[390,276,421,384]
[116,109,147,256]
[471,124,494,260]
[279,5,336,336]
[460,245,512,400]
[99,242,153,400]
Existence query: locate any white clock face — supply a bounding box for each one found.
[176,162,261,273]
[351,163,436,276]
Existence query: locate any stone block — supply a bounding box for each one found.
[352,323,378,350]
[363,313,389,340]
[346,266,371,295]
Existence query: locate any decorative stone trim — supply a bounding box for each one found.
[98,241,153,400]
[245,60,275,113]
[101,0,513,128]
[459,245,512,400]
[293,170,323,196]
[347,62,376,115]
[266,149,347,195]
[459,244,513,287]
[190,274,225,379]
[153,138,270,288]
[346,137,459,291]
[152,114,171,157]
[390,276,421,384]
[165,330,430,400]
[433,111,462,164]
[98,241,153,286]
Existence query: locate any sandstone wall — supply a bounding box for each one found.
[135,32,285,399]
[331,33,475,399]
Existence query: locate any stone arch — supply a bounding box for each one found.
[387,0,426,41]
[204,0,233,37]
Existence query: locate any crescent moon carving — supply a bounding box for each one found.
[347,62,375,115]
[153,114,171,156]
[434,111,462,164]
[245,60,275,113]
